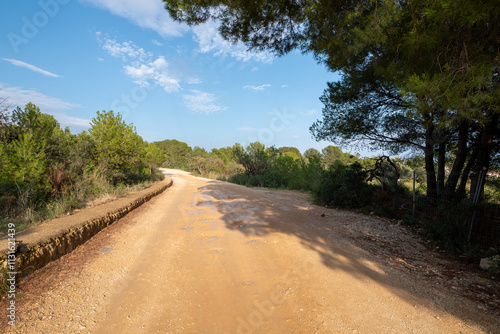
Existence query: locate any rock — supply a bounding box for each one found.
[480,255,500,273]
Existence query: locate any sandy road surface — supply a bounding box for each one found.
[1,169,499,333]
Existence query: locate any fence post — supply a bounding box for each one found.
[467,168,487,242]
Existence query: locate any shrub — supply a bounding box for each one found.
[312,161,374,208]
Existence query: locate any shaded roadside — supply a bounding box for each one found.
[198,179,500,333]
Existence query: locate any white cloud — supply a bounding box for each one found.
[243,84,271,92]
[80,0,187,37]
[124,56,180,92]
[183,90,226,114]
[192,21,274,63]
[281,85,288,88]
[51,113,91,127]
[186,77,202,84]
[0,83,80,110]
[152,39,163,46]
[3,58,60,78]
[0,83,87,128]
[98,35,180,93]
[84,1,271,64]
[98,35,151,61]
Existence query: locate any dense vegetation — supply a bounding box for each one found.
[0,104,163,232]
[153,138,418,207]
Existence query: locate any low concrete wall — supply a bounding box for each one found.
[0,178,173,278]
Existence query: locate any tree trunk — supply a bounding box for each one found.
[457,144,479,201]
[424,125,437,199]
[436,142,446,196]
[444,121,469,200]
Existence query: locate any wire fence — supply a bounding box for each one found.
[394,169,500,251]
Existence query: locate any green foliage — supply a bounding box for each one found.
[89,110,146,184]
[321,145,359,167]
[0,143,7,180]
[303,148,321,163]
[145,143,165,172]
[0,104,163,232]
[312,161,374,209]
[396,156,426,183]
[279,147,302,160]
[233,142,271,176]
[155,139,192,168]
[4,132,46,186]
[211,146,234,164]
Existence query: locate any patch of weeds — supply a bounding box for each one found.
[0,268,10,295]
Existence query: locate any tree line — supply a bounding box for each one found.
[153,138,438,206]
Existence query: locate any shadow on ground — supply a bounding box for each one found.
[198,180,499,332]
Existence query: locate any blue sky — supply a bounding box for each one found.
[0,0,378,156]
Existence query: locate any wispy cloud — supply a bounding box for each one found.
[186,77,202,84]
[0,83,87,128]
[183,90,226,114]
[0,83,80,110]
[243,84,271,92]
[192,21,274,63]
[51,113,91,127]
[98,34,180,93]
[84,1,271,64]
[80,0,187,37]
[152,39,163,46]
[97,33,151,61]
[3,58,60,78]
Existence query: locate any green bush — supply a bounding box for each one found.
[312,161,374,208]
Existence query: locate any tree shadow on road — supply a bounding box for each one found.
[196,180,500,332]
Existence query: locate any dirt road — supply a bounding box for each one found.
[2,169,499,333]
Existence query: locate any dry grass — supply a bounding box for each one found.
[85,193,117,208]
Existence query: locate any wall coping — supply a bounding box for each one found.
[0,176,173,277]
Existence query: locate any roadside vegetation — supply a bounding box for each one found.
[0,103,163,233]
[1,102,497,258]
[155,138,499,257]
